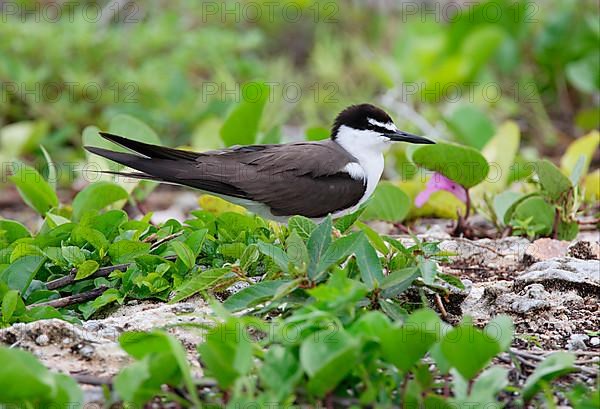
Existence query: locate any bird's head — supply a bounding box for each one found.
[331,104,435,153]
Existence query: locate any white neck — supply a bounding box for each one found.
[333,125,391,215]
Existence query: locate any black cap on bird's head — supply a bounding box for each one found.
[331,103,435,145]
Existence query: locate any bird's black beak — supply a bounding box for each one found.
[385,130,435,144]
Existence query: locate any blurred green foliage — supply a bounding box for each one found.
[0,0,598,166]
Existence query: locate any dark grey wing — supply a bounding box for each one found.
[86,134,366,218]
[193,141,367,217]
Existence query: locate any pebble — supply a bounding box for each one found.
[566,333,589,350]
[78,345,95,359]
[35,334,50,346]
[590,337,599,347]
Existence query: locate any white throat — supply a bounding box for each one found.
[333,125,391,216]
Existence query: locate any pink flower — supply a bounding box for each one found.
[415,173,467,208]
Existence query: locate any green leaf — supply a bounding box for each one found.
[71,226,108,251]
[510,196,555,236]
[9,164,58,215]
[453,366,509,404]
[355,235,384,289]
[356,222,389,255]
[61,245,86,266]
[220,82,270,146]
[484,315,514,352]
[288,216,317,241]
[536,159,572,201]
[314,232,362,278]
[0,346,83,404]
[0,220,30,245]
[75,260,99,281]
[40,145,57,191]
[108,240,151,264]
[223,280,292,312]
[170,268,230,303]
[557,219,579,241]
[445,105,495,149]
[300,328,360,396]
[380,309,440,372]
[560,130,599,184]
[522,352,575,402]
[0,255,45,293]
[239,243,260,271]
[2,290,19,322]
[566,52,600,93]
[79,289,123,319]
[411,142,490,188]
[170,241,196,269]
[441,323,501,380]
[361,182,410,222]
[72,181,128,221]
[493,191,523,226]
[285,230,309,271]
[334,206,365,233]
[259,345,303,401]
[197,319,253,389]
[257,241,290,273]
[475,121,521,194]
[418,256,438,285]
[307,216,332,279]
[381,267,419,291]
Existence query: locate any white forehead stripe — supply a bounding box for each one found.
[367,118,397,131]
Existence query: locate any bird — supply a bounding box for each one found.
[85,103,435,222]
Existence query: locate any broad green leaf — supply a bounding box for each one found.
[566,53,600,93]
[0,346,82,403]
[257,241,290,273]
[71,226,108,251]
[300,328,360,396]
[452,366,509,404]
[334,206,365,233]
[72,181,128,221]
[314,232,362,278]
[169,268,230,303]
[75,260,99,281]
[411,142,490,188]
[356,222,389,255]
[2,290,19,322]
[108,240,151,264]
[61,245,86,266]
[0,255,45,293]
[109,114,161,146]
[557,219,579,241]
[0,220,30,245]
[197,319,253,389]
[510,196,555,236]
[536,159,572,200]
[9,164,58,215]
[560,130,599,184]
[380,321,438,371]
[484,315,514,351]
[522,352,575,402]
[361,182,410,222]
[223,280,292,312]
[474,121,520,195]
[418,256,438,285]
[354,235,384,289]
[381,267,419,291]
[40,146,57,190]
[288,216,317,240]
[286,230,309,271]
[445,105,495,149]
[239,243,260,271]
[170,241,196,269]
[441,323,501,380]
[259,345,303,401]
[493,191,523,226]
[307,216,332,279]
[79,289,123,319]
[220,82,270,146]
